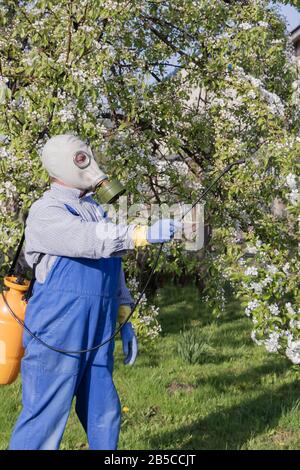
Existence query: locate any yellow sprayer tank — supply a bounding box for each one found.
[0,276,29,385]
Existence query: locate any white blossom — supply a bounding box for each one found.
[286,302,296,315]
[258,21,269,28]
[289,189,299,206]
[251,330,263,345]
[249,282,263,294]
[289,319,300,329]
[0,80,9,104]
[240,22,253,30]
[245,299,260,316]
[286,340,300,364]
[267,265,278,275]
[282,263,290,275]
[80,25,94,33]
[264,331,280,352]
[246,245,258,254]
[269,304,280,316]
[244,266,258,276]
[247,90,257,100]
[286,173,297,190]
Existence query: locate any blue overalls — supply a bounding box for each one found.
[9,252,122,450]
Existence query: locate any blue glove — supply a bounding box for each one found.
[147,219,182,243]
[120,322,138,366]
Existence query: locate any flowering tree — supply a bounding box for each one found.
[0,0,299,356]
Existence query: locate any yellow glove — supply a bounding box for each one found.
[118,305,132,324]
[132,225,150,248]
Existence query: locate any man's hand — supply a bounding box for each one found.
[147,219,182,243]
[120,322,138,366]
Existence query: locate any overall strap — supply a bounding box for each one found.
[24,204,80,301]
[64,203,80,216]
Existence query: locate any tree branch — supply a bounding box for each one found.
[66,0,74,64]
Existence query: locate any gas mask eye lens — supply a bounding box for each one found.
[73,151,91,169]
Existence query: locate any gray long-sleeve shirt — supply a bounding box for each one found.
[25,183,135,306]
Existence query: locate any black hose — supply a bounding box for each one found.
[2,159,245,355]
[1,244,163,354]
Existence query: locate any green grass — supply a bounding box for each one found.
[1,285,300,450]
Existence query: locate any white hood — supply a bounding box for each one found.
[41,134,107,190]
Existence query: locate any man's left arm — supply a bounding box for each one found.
[117,268,138,366]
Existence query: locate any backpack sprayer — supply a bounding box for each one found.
[0,159,244,385]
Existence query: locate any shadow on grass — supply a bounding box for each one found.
[157,285,244,336]
[196,360,289,391]
[209,322,254,350]
[147,380,300,450]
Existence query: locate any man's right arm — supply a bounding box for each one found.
[25,202,137,261]
[25,201,180,263]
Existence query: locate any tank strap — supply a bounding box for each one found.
[8,224,45,300]
[8,231,25,276]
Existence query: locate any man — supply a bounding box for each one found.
[9,134,180,450]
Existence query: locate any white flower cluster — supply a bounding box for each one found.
[22,55,35,67]
[258,21,269,28]
[286,302,296,315]
[244,266,258,276]
[289,190,299,206]
[172,160,190,176]
[289,319,300,329]
[246,245,258,254]
[57,106,75,123]
[146,322,162,340]
[24,1,41,14]
[239,21,269,31]
[101,0,120,10]
[0,146,16,164]
[208,88,244,132]
[283,263,290,274]
[249,282,263,294]
[0,79,9,105]
[245,299,260,316]
[239,23,253,31]
[286,336,300,364]
[0,180,18,216]
[57,52,67,64]
[126,277,162,342]
[235,67,285,117]
[264,331,281,353]
[80,25,94,33]
[0,180,17,197]
[239,239,300,365]
[71,68,92,84]
[285,173,299,206]
[261,275,272,287]
[251,330,263,345]
[286,173,297,190]
[269,303,280,316]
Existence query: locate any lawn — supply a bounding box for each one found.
[1,285,300,450]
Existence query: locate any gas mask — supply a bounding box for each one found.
[41,134,125,204]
